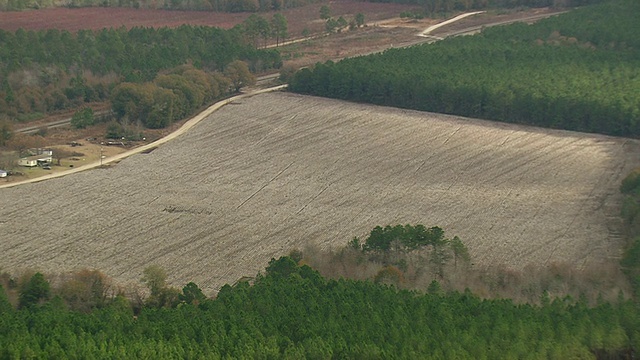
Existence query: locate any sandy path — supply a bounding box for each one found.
[418,11,486,37]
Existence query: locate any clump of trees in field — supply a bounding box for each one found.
[348,224,469,280]
[1,254,639,358]
[0,24,280,132]
[299,225,628,304]
[290,0,640,137]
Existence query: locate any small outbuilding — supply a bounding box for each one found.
[0,170,7,178]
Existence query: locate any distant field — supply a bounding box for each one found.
[1,92,637,294]
[0,2,415,33]
[0,8,246,31]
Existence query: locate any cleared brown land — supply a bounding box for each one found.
[0,2,417,34]
[0,8,246,31]
[1,92,637,294]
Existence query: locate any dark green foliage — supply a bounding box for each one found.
[620,168,640,298]
[325,18,338,33]
[271,13,288,46]
[621,184,640,231]
[319,5,330,20]
[179,282,206,305]
[450,236,470,269]
[70,107,94,129]
[427,279,442,294]
[622,238,640,298]
[358,224,466,278]
[18,273,50,309]
[621,169,640,194]
[400,11,424,19]
[364,225,449,252]
[0,120,12,146]
[105,121,126,139]
[266,256,299,278]
[0,258,638,358]
[243,14,271,48]
[290,0,640,137]
[0,285,12,314]
[362,224,446,252]
[0,25,280,122]
[348,236,361,250]
[336,16,347,28]
[621,241,640,270]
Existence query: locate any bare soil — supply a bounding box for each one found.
[0,6,606,294]
[1,92,637,294]
[0,2,419,32]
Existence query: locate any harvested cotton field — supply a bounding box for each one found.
[1,92,638,294]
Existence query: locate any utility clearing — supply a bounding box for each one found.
[1,92,637,294]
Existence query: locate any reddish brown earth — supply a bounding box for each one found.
[0,8,247,31]
[0,2,419,34]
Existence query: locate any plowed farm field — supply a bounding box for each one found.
[1,92,638,294]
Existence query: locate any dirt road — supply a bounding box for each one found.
[0,86,286,190]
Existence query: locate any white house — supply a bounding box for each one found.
[18,154,52,167]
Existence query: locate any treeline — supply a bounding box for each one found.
[0,0,319,12]
[289,0,640,137]
[1,256,638,358]
[0,25,280,127]
[620,170,640,298]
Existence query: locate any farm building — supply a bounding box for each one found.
[0,170,6,177]
[18,154,52,167]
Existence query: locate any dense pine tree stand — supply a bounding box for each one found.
[290,0,640,138]
[1,257,639,359]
